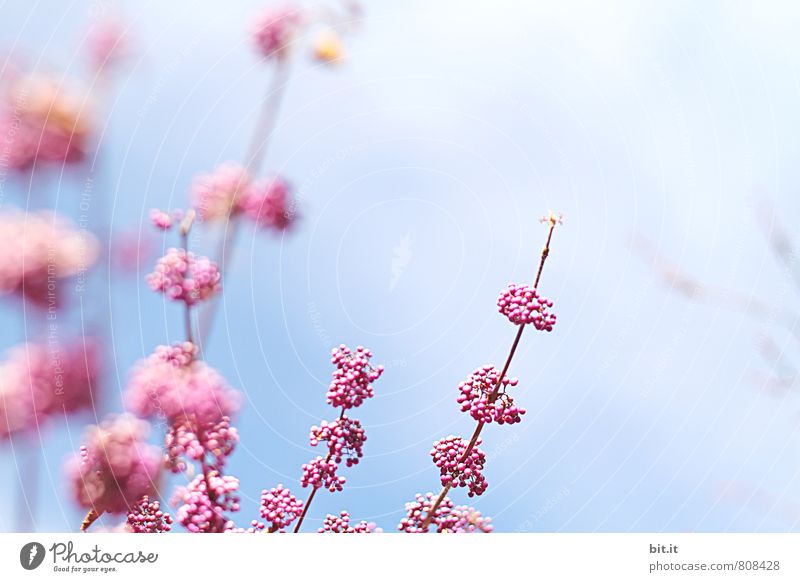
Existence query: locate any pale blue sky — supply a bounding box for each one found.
[2,0,800,532]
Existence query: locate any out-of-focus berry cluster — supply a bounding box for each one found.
[0,209,98,307]
[66,415,161,516]
[188,163,295,232]
[147,248,221,306]
[0,340,100,441]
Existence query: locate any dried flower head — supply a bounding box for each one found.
[313,29,345,63]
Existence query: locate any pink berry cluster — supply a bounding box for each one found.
[318,511,379,533]
[173,472,240,533]
[497,283,556,331]
[398,492,492,533]
[300,456,346,492]
[456,365,525,425]
[259,484,304,532]
[147,247,221,306]
[309,416,366,467]
[188,163,296,230]
[0,339,100,441]
[431,436,488,497]
[326,345,384,409]
[66,414,161,515]
[127,496,173,533]
[165,416,238,473]
[287,345,383,531]
[0,208,98,307]
[126,342,240,473]
[300,345,382,498]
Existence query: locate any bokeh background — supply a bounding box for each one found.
[2,0,800,532]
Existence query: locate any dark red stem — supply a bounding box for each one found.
[420,217,558,530]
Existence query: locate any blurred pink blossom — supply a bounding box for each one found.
[65,414,161,515]
[251,5,304,61]
[0,72,94,171]
[125,342,240,425]
[85,17,130,72]
[190,163,252,222]
[0,209,98,307]
[0,339,101,441]
[241,176,296,231]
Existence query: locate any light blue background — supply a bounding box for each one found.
[1,0,800,532]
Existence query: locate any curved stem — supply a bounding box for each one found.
[197,58,292,349]
[420,217,558,530]
[292,470,323,533]
[292,408,346,532]
[180,212,196,344]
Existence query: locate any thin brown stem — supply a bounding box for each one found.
[292,408,346,533]
[292,483,320,534]
[198,58,292,348]
[420,215,559,530]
